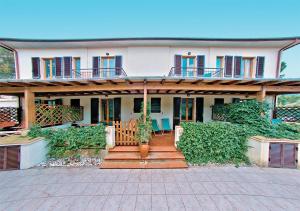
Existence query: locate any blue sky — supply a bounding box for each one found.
[1,0,299,77]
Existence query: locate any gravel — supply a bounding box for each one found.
[36,157,102,168]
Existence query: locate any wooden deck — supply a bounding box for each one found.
[100,133,188,169]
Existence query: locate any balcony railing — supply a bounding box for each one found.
[168,67,224,78]
[41,67,127,80]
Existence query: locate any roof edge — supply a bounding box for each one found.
[1,37,300,43]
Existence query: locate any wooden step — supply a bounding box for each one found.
[104,151,185,160]
[109,146,177,153]
[100,160,188,169]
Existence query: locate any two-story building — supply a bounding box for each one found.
[0,37,300,130]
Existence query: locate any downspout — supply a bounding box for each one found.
[0,42,20,79]
[276,38,299,78]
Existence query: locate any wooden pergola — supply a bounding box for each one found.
[1,77,300,128]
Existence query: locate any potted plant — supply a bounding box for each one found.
[136,102,152,159]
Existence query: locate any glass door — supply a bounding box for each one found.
[181,98,194,122]
[182,57,195,77]
[44,59,55,79]
[101,57,116,78]
[242,58,253,78]
[101,99,114,125]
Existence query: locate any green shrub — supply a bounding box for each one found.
[28,125,106,158]
[178,122,249,164]
[216,100,300,140]
[226,100,270,126]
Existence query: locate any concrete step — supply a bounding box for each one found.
[100,160,188,169]
[104,151,185,160]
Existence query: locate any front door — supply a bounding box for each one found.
[181,98,194,122]
[91,98,99,124]
[173,97,194,128]
[196,97,204,122]
[101,98,121,125]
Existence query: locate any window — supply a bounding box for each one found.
[232,98,241,103]
[101,57,116,77]
[182,57,195,77]
[256,56,265,78]
[214,98,224,105]
[241,58,254,78]
[70,99,80,107]
[32,58,40,79]
[224,56,233,77]
[151,98,161,113]
[73,58,80,78]
[40,57,73,79]
[44,58,55,79]
[134,98,143,113]
[35,99,42,104]
[216,56,224,77]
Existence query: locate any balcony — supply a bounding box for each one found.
[168,67,224,78]
[38,67,127,80]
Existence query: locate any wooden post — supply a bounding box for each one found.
[143,85,147,123]
[256,86,266,102]
[24,89,35,129]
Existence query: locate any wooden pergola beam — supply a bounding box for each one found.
[176,79,185,84]
[0,82,300,95]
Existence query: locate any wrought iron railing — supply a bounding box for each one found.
[44,67,127,80]
[168,67,224,78]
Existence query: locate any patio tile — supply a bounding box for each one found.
[210,195,236,210]
[101,195,122,211]
[177,182,194,194]
[181,194,201,209]
[164,182,180,194]
[135,195,151,211]
[138,183,151,194]
[151,195,168,210]
[95,183,113,195]
[2,166,300,210]
[151,183,166,194]
[191,182,208,194]
[196,195,219,211]
[119,195,137,211]
[85,196,107,210]
[124,183,139,194]
[110,182,126,194]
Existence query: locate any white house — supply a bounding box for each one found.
[0,37,299,129]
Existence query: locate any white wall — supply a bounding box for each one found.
[17,45,280,79]
[38,94,255,127]
[20,139,48,169]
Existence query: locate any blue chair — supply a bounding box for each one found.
[272,118,282,124]
[203,72,212,77]
[161,118,172,134]
[152,119,161,135]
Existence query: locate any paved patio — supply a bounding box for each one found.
[1,166,300,211]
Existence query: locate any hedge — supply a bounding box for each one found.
[28,124,106,158]
[178,122,249,164]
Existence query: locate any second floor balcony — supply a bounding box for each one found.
[33,67,127,80]
[69,67,127,79]
[168,67,261,79]
[168,67,224,78]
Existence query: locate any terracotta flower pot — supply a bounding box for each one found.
[139,143,150,159]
